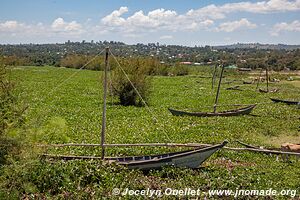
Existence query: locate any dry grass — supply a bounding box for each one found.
[257,135,300,148]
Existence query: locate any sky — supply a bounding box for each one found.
[0,0,300,46]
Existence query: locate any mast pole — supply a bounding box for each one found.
[101,47,109,159]
[213,64,225,113]
[266,66,269,92]
[256,68,263,90]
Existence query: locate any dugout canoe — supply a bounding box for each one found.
[259,88,279,93]
[270,98,299,105]
[110,141,227,170]
[226,85,243,91]
[43,141,228,170]
[168,104,256,117]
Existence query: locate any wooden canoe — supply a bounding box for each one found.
[270,98,299,105]
[243,81,253,84]
[168,104,256,117]
[42,141,228,170]
[259,88,279,93]
[226,85,243,91]
[110,141,227,170]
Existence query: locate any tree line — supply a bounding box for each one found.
[1,41,300,70]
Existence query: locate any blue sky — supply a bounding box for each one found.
[0,0,300,45]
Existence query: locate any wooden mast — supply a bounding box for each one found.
[256,68,263,90]
[101,47,109,159]
[213,64,225,113]
[266,66,269,92]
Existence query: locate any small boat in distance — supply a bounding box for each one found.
[226,85,243,91]
[259,88,279,93]
[270,98,299,105]
[168,105,256,117]
[169,64,256,117]
[256,63,278,93]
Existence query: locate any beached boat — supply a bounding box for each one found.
[169,64,255,117]
[270,98,299,105]
[168,105,256,117]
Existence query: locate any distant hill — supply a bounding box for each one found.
[213,43,300,50]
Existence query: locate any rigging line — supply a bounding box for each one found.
[109,49,171,142]
[107,57,113,104]
[47,48,105,97]
[30,48,106,128]
[109,49,157,120]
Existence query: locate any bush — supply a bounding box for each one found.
[0,62,26,165]
[171,63,189,76]
[111,58,151,106]
[0,159,135,199]
[0,63,26,135]
[60,54,89,69]
[60,54,118,71]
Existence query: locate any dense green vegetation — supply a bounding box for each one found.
[0,62,25,166]
[0,65,299,199]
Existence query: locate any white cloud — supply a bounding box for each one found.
[51,18,65,29]
[1,0,300,42]
[216,18,257,32]
[271,20,300,36]
[51,17,82,33]
[0,20,28,32]
[188,0,300,20]
[0,17,85,42]
[100,0,300,34]
[0,21,19,29]
[102,7,178,31]
[101,6,128,26]
[101,7,214,33]
[186,5,226,20]
[159,35,173,39]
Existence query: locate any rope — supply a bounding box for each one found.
[108,49,171,142]
[47,49,105,97]
[107,58,114,104]
[31,48,106,128]
[109,50,157,121]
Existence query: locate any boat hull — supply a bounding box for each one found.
[168,105,256,117]
[42,142,228,170]
[110,141,227,170]
[259,88,279,93]
[270,98,299,105]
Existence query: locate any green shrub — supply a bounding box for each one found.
[0,61,26,165]
[0,62,26,135]
[60,54,118,71]
[111,59,151,106]
[32,117,70,144]
[0,159,136,199]
[171,63,189,76]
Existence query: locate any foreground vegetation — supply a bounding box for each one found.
[0,65,299,199]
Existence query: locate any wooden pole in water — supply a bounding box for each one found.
[213,64,225,113]
[101,47,109,159]
[266,66,269,92]
[256,68,263,90]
